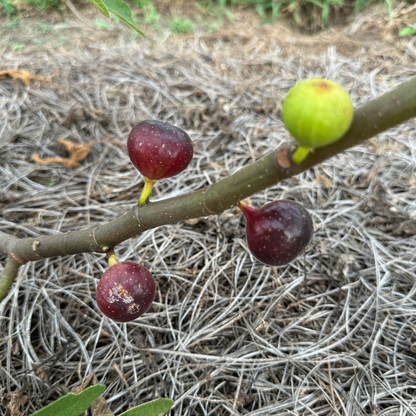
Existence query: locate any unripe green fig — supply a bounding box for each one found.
[282,79,353,162]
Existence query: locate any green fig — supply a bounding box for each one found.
[281,79,354,163]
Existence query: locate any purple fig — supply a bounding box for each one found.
[240,200,313,266]
[96,262,155,322]
[127,120,193,181]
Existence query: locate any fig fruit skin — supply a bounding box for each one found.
[96,262,155,322]
[127,120,193,180]
[281,79,354,149]
[240,200,313,266]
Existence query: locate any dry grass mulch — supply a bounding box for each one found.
[1,8,416,416]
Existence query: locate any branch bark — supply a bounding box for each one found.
[1,76,415,295]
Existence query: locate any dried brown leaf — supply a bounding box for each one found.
[0,69,58,86]
[3,384,30,416]
[31,138,125,169]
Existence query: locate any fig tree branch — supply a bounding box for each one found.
[0,76,415,298]
[0,257,21,301]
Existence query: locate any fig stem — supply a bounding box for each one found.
[108,254,119,267]
[292,146,310,164]
[238,201,256,217]
[139,177,158,205]
[106,249,119,267]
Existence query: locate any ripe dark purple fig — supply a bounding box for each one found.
[127,120,193,181]
[239,200,313,266]
[96,262,155,322]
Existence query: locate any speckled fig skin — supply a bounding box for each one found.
[240,200,313,266]
[96,262,155,322]
[127,120,193,180]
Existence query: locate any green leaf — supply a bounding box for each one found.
[398,26,416,37]
[94,18,111,28]
[271,1,281,19]
[384,0,394,20]
[224,9,234,19]
[90,0,110,18]
[322,2,329,26]
[114,398,174,416]
[101,0,145,37]
[255,3,269,17]
[29,385,106,416]
[305,0,324,8]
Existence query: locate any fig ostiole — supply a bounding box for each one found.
[281,78,354,164]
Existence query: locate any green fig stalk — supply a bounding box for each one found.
[139,177,158,205]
